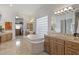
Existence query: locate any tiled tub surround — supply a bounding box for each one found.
[44,33,79,55]
[25,34,44,54]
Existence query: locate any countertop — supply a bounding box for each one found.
[0,31,12,36]
[45,33,79,43]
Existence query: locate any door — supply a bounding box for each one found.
[54,43,64,55]
[50,39,55,54]
[15,23,23,36]
[57,44,65,55]
[44,36,50,54]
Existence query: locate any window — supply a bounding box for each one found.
[36,16,48,38]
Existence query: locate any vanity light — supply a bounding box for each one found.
[60,10,64,13]
[54,6,74,15]
[68,6,73,10]
[54,12,57,14]
[57,11,61,13]
[54,11,62,15]
[64,8,68,11]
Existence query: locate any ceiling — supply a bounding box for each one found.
[9,4,72,16]
[0,4,73,20]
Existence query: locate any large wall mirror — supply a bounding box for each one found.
[51,12,75,34]
[75,12,79,33]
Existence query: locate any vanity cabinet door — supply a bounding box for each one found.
[50,39,65,55]
[44,36,50,54]
[56,44,65,55]
[53,38,65,55]
[1,35,6,42]
[6,33,12,40]
[50,38,55,54]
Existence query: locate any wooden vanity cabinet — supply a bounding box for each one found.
[0,33,12,43]
[44,34,79,55]
[44,35,65,55]
[51,38,65,55]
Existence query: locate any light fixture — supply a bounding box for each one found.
[64,8,68,11]
[30,19,34,22]
[57,11,61,13]
[54,6,74,15]
[54,12,57,14]
[60,10,64,13]
[68,6,73,10]
[15,16,19,18]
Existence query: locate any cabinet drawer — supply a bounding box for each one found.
[65,41,79,51]
[57,44,65,55]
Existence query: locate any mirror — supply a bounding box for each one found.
[61,20,66,34]
[51,12,75,34]
[66,19,74,34]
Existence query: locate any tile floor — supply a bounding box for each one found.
[0,36,48,55]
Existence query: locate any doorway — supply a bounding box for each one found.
[15,18,23,37]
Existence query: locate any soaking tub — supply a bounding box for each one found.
[24,34,44,54]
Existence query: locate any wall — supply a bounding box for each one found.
[0,5,16,39]
[35,6,51,34]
